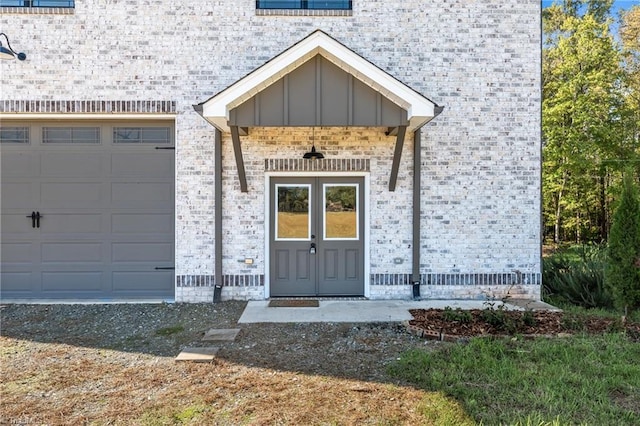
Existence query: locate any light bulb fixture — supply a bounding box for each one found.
[303,145,324,160]
[302,127,324,160]
[0,33,27,61]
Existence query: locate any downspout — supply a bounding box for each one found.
[214,128,223,303]
[193,104,224,303]
[412,128,422,299]
[412,106,444,300]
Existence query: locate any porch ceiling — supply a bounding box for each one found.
[194,30,442,133]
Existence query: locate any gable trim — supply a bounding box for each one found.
[195,30,441,133]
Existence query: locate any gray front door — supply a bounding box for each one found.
[270,176,364,297]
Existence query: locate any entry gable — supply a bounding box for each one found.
[229,55,408,128]
[195,30,441,133]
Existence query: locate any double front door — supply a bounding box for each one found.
[270,176,365,297]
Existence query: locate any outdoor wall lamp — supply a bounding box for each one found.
[0,33,27,61]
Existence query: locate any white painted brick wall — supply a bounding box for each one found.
[0,0,541,301]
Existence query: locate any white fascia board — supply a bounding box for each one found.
[408,115,431,131]
[204,116,229,132]
[0,113,177,121]
[313,34,436,121]
[201,31,436,133]
[201,38,324,129]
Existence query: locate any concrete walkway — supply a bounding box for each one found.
[238,299,560,323]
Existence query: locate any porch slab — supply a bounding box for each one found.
[175,347,219,362]
[202,328,241,342]
[238,299,552,324]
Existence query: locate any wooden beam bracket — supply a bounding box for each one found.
[230,125,248,193]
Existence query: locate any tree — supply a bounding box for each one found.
[542,0,626,244]
[620,6,640,177]
[605,169,640,312]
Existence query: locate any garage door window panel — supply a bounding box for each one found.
[0,127,29,144]
[43,127,100,144]
[113,127,171,144]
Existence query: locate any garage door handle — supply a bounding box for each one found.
[155,267,175,270]
[26,211,43,228]
[26,211,36,228]
[155,147,175,150]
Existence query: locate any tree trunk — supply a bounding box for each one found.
[554,174,567,244]
[599,170,608,242]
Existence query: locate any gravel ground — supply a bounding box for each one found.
[0,301,433,381]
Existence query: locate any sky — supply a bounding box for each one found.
[542,0,637,15]
[541,0,637,36]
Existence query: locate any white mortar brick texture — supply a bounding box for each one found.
[1,0,542,300]
[221,126,414,278]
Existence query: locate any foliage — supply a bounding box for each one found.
[542,244,613,308]
[605,170,640,311]
[480,303,520,333]
[442,306,472,323]
[390,334,640,425]
[542,0,639,244]
[277,186,309,213]
[325,185,356,211]
[477,303,537,333]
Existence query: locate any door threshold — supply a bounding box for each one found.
[269,296,368,301]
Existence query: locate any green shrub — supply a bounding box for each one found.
[542,244,613,309]
[605,171,640,312]
[442,306,472,323]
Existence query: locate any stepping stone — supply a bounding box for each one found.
[175,347,219,362]
[202,328,241,342]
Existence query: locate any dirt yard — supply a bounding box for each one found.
[0,302,468,425]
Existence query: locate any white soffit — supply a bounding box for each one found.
[198,30,439,133]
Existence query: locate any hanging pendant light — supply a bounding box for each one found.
[303,145,324,159]
[303,127,324,160]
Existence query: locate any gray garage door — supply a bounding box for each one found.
[0,122,175,300]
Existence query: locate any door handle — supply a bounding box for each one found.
[26,211,36,228]
[25,212,43,228]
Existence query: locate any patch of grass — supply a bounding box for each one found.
[390,334,640,425]
[555,305,640,333]
[139,403,209,425]
[173,404,208,423]
[417,391,474,425]
[560,304,640,322]
[154,325,184,336]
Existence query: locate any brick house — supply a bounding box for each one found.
[0,0,542,302]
